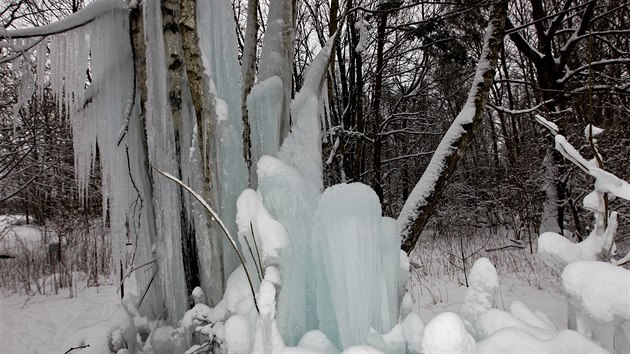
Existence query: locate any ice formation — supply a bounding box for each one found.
[197,0,249,283]
[3,0,140,309]
[312,183,400,349]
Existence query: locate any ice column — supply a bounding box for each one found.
[197,0,248,282]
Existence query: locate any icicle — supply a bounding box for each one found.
[35,38,47,99]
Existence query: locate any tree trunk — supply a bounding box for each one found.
[398,2,508,253]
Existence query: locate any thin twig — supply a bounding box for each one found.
[151,165,260,313]
[64,344,90,354]
[250,222,264,278]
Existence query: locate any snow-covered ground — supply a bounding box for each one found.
[0,270,568,353]
[411,275,566,328]
[0,275,136,353]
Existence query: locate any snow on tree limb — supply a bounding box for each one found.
[397,2,507,253]
[0,0,128,39]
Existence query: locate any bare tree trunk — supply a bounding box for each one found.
[371,10,388,203]
[241,0,259,176]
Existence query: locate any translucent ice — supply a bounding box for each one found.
[312,183,400,349]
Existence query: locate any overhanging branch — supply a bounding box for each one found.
[0,0,127,39]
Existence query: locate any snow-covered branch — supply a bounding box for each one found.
[0,0,128,39]
[488,100,552,115]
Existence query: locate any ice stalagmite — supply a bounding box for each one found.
[253,34,335,345]
[312,183,400,349]
[246,0,295,186]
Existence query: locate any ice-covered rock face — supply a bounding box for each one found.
[421,312,476,354]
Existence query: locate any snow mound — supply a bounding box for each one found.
[477,328,608,353]
[475,308,557,340]
[509,300,557,331]
[296,330,340,353]
[562,261,630,324]
[401,312,424,354]
[422,312,476,353]
[342,345,385,354]
[62,304,137,354]
[460,257,498,337]
[225,314,254,353]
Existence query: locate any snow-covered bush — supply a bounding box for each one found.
[562,261,630,353]
[535,116,630,353]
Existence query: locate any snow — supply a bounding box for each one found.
[475,308,558,340]
[509,300,558,331]
[297,330,340,353]
[0,275,137,353]
[355,17,370,53]
[562,261,630,324]
[584,124,604,140]
[236,188,288,272]
[366,324,406,354]
[342,345,385,354]
[62,303,137,354]
[401,312,424,353]
[225,314,254,353]
[460,257,499,337]
[223,265,257,316]
[477,328,609,353]
[538,212,617,272]
[421,312,476,353]
[534,115,559,135]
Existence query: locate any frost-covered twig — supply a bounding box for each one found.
[151,165,260,313]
